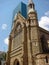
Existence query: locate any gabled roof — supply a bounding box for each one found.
[39,26,49,35]
[11,13,27,35]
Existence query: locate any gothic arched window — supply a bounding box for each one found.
[40,35,48,53]
[45,56,48,63]
[16,22,22,33]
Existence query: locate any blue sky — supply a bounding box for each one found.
[0,0,49,52]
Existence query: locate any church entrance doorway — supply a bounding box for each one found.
[14,59,20,65]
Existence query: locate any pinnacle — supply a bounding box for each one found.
[28,0,33,4]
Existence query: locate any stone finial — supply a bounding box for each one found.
[28,0,33,4]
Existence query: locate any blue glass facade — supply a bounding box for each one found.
[13,2,27,20]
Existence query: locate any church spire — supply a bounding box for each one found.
[28,0,35,14]
[28,0,33,4]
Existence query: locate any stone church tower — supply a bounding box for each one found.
[6,0,49,65]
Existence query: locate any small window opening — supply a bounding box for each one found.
[29,4,32,8]
[45,56,48,63]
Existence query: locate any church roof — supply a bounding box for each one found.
[39,27,49,34]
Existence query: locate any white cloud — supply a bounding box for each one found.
[39,16,49,31]
[45,11,49,16]
[4,37,9,45]
[2,24,7,30]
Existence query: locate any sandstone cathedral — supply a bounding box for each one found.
[6,0,49,65]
